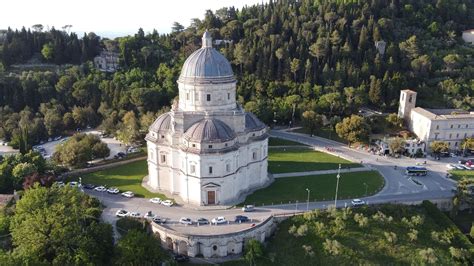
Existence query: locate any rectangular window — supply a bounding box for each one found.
[190,165,196,174]
[449,134,452,139]
[466,124,469,128]
[456,133,459,138]
[450,125,453,129]
[208,145,213,149]
[207,94,211,101]
[458,125,461,128]
[252,152,257,160]
[192,143,196,148]
[186,93,189,100]
[455,142,458,147]
[436,125,439,130]
[226,164,230,172]
[227,93,230,100]
[161,154,166,163]
[209,166,213,174]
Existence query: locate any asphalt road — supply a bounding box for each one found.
[86,129,459,236]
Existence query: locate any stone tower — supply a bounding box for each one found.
[398,89,417,121]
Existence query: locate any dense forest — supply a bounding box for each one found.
[0,0,473,147]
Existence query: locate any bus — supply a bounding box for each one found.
[405,166,428,176]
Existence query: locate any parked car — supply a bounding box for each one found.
[55,181,65,187]
[174,254,189,262]
[446,164,456,170]
[83,183,95,189]
[143,211,155,220]
[69,181,79,187]
[455,165,465,170]
[179,217,193,225]
[54,136,62,141]
[351,199,365,206]
[211,217,227,225]
[116,209,129,217]
[94,186,107,192]
[129,212,140,218]
[121,191,135,198]
[149,197,162,204]
[161,200,174,207]
[242,205,255,212]
[196,218,209,225]
[152,217,166,224]
[107,187,120,194]
[457,164,469,170]
[234,215,249,223]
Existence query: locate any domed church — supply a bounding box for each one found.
[146,31,269,206]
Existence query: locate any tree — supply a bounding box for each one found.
[386,113,403,128]
[22,172,55,189]
[117,111,140,145]
[301,110,323,136]
[171,22,184,33]
[290,58,300,81]
[11,162,37,188]
[41,43,54,61]
[388,137,406,156]
[418,248,438,264]
[53,133,110,168]
[244,239,264,266]
[335,115,371,145]
[114,230,167,265]
[323,239,343,256]
[430,141,449,156]
[10,184,113,264]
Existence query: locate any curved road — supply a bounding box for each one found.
[90,129,457,236]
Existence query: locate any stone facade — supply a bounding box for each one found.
[398,90,474,151]
[146,31,269,206]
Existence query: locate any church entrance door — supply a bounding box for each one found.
[207,191,216,205]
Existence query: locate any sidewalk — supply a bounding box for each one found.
[272,166,369,178]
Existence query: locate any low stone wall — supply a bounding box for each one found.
[150,216,278,258]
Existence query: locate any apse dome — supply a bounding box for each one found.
[149,113,171,133]
[184,118,236,143]
[178,31,236,85]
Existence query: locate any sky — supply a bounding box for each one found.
[0,0,266,38]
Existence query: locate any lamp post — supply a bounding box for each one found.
[306,188,310,211]
[363,182,368,196]
[334,164,341,208]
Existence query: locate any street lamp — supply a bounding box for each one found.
[305,188,310,211]
[363,182,368,196]
[334,164,341,208]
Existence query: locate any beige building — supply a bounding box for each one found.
[462,29,474,44]
[398,90,474,151]
[93,51,119,72]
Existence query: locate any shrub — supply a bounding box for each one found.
[116,217,148,236]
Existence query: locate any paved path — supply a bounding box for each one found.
[272,166,369,178]
[85,129,458,237]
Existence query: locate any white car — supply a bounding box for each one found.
[242,205,255,212]
[121,191,134,198]
[149,197,162,204]
[179,217,193,225]
[115,209,129,217]
[351,199,365,206]
[161,200,174,207]
[152,217,166,224]
[69,181,79,187]
[94,186,107,192]
[107,187,120,194]
[211,216,227,225]
[129,212,140,218]
[446,164,456,170]
[55,181,65,187]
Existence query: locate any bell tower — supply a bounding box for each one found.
[398,89,417,121]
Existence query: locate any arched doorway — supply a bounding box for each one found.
[165,237,173,250]
[178,241,188,255]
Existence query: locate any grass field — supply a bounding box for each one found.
[69,160,168,199]
[268,137,307,146]
[268,147,360,174]
[295,126,347,143]
[243,171,384,206]
[449,170,474,181]
[223,203,473,265]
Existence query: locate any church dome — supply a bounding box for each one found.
[184,118,236,143]
[178,31,236,85]
[244,112,266,131]
[149,113,171,133]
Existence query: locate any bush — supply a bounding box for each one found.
[116,217,148,236]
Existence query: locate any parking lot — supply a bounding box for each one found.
[35,129,128,160]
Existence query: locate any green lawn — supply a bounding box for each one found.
[268,137,307,146]
[295,126,347,144]
[449,170,474,181]
[68,160,168,199]
[268,147,360,174]
[243,171,384,206]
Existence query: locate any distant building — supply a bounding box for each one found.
[398,90,474,151]
[93,51,119,72]
[376,137,425,157]
[462,29,474,44]
[214,39,233,46]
